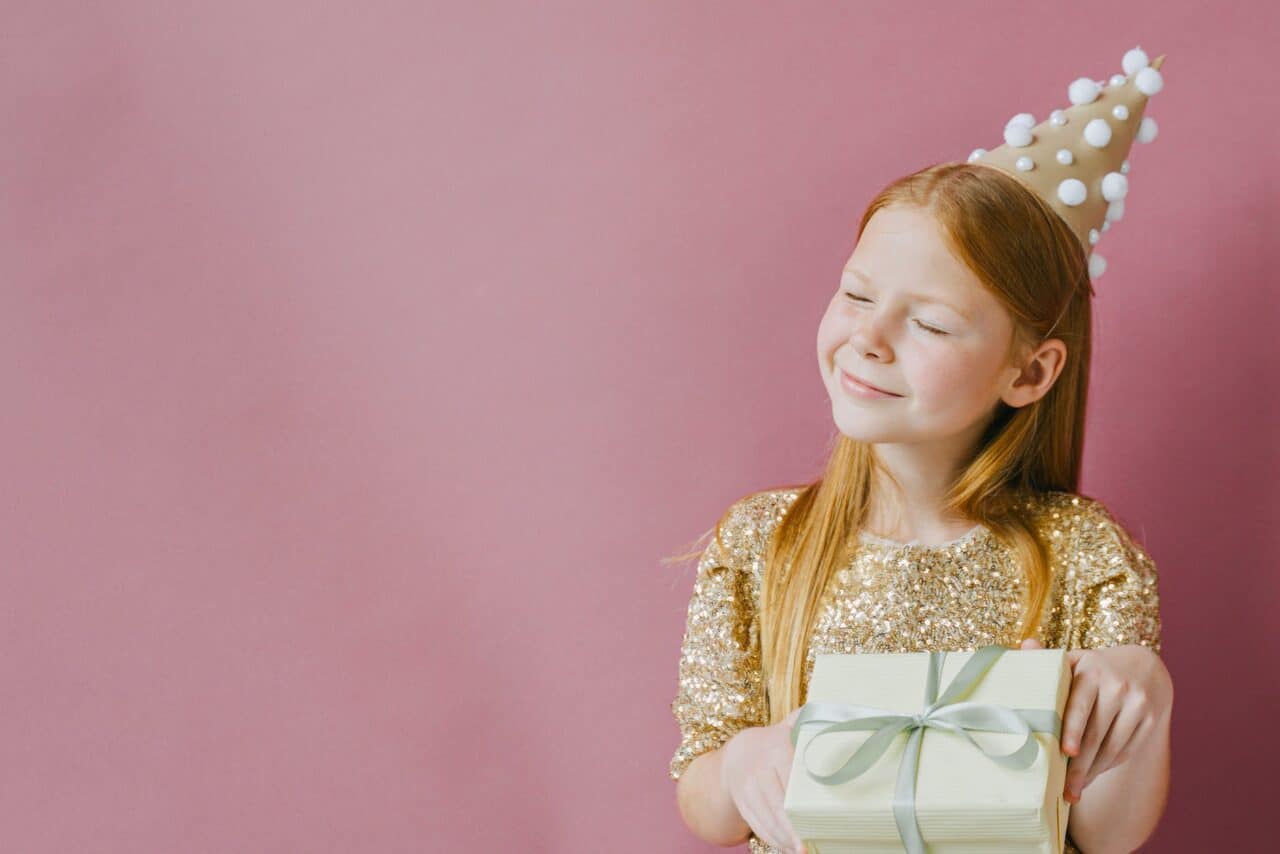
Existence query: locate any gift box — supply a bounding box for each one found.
[783,646,1072,854]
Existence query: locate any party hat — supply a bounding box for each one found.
[965,46,1167,279]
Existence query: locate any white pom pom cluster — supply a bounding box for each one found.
[961,43,1168,277]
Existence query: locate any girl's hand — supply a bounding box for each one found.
[1018,638,1173,804]
[719,707,808,854]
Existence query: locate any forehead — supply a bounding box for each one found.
[846,206,991,312]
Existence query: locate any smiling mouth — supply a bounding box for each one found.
[839,369,903,398]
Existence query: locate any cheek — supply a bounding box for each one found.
[816,312,842,356]
[910,347,998,406]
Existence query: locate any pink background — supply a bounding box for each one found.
[4,1,1276,851]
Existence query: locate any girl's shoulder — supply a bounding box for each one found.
[726,484,808,533]
[706,485,807,570]
[1024,490,1158,578]
[1024,490,1149,544]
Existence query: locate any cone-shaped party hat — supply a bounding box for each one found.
[965,46,1167,280]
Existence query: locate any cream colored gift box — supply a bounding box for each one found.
[783,647,1073,854]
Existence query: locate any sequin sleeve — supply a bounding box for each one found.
[668,498,770,782]
[1066,500,1163,655]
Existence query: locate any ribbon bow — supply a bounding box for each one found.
[789,645,1062,854]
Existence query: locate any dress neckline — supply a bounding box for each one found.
[856,523,990,550]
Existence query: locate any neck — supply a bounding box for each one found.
[864,433,982,543]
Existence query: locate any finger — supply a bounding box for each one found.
[1020,638,1044,649]
[1059,673,1098,803]
[1084,696,1149,790]
[1059,670,1096,759]
[1067,682,1121,801]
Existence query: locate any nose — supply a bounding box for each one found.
[849,309,893,362]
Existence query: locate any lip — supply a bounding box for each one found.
[840,369,903,399]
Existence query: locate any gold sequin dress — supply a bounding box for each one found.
[668,487,1162,854]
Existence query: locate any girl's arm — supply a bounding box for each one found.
[1056,501,1170,851]
[669,495,775,844]
[1065,699,1172,854]
[674,747,751,846]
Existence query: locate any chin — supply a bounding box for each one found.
[829,402,899,443]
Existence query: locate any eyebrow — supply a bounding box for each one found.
[841,267,973,322]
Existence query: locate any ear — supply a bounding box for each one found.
[1002,338,1067,409]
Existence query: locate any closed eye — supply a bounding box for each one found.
[842,292,949,336]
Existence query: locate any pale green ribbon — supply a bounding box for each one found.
[789,644,1062,854]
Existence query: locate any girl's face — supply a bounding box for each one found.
[816,204,1031,446]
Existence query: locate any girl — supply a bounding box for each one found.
[667,49,1173,854]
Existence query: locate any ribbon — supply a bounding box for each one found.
[789,645,1062,854]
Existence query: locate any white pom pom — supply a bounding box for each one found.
[1049,109,1068,127]
[1056,148,1075,165]
[1068,77,1102,105]
[1106,198,1126,223]
[1112,105,1130,120]
[1006,112,1036,129]
[1015,156,1035,171]
[1120,159,1131,174]
[1101,219,1111,232]
[1083,118,1113,148]
[1136,116,1158,143]
[1109,73,1127,86]
[968,148,987,163]
[1122,47,1149,76]
[1089,228,1100,246]
[1057,178,1087,206]
[1101,172,1129,202]
[1089,252,1108,279]
[1135,66,1164,96]
[1004,123,1034,147]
